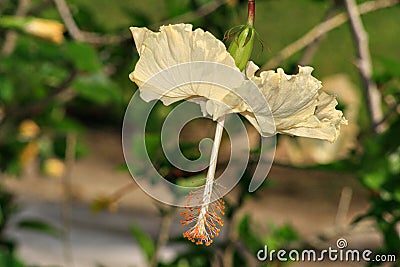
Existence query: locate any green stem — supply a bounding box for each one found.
[0,16,29,30]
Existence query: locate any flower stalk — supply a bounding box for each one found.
[247,0,255,27]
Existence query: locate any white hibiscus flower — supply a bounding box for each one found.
[129,23,347,246]
[129,23,347,143]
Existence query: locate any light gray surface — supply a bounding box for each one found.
[6,200,179,267]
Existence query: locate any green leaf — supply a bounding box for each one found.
[63,42,101,72]
[129,223,155,263]
[48,118,85,134]
[72,73,120,105]
[264,222,299,252]
[362,170,387,190]
[0,76,14,103]
[0,251,26,267]
[237,214,262,253]
[394,189,400,202]
[167,0,190,18]
[378,57,400,78]
[18,219,62,238]
[144,133,161,160]
[116,163,128,172]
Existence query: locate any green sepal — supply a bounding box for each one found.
[228,25,255,71]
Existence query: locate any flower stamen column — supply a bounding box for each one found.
[181,116,225,246]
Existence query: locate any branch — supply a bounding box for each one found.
[105,182,137,204]
[151,0,226,29]
[334,186,353,229]
[52,0,226,45]
[298,2,340,66]
[374,101,400,129]
[52,0,124,44]
[344,0,385,133]
[261,0,399,71]
[52,0,83,40]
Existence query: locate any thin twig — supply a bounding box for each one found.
[61,132,77,267]
[151,0,226,29]
[1,0,31,55]
[53,0,225,45]
[52,0,84,40]
[150,206,173,267]
[374,101,400,129]
[298,2,340,65]
[51,0,226,45]
[52,0,122,44]
[261,0,400,71]
[334,186,353,229]
[106,182,137,205]
[344,0,385,133]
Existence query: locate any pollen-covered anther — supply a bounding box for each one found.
[181,195,225,246]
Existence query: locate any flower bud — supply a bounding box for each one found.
[228,25,255,71]
[24,18,65,44]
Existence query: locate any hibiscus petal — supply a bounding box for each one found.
[281,92,348,142]
[129,24,239,107]
[222,63,346,142]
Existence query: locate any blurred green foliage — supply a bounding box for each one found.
[0,0,399,266]
[356,58,400,263]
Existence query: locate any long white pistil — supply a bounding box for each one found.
[182,115,226,245]
[201,115,225,212]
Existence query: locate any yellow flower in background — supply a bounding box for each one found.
[18,119,40,140]
[43,158,65,178]
[24,18,65,44]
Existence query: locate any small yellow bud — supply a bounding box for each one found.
[43,158,66,178]
[19,119,40,140]
[24,18,65,44]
